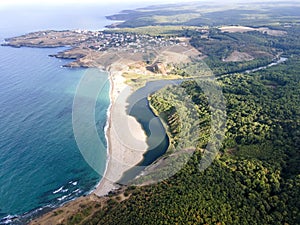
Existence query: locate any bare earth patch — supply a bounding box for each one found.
[219,26,287,36]
[223,50,254,62]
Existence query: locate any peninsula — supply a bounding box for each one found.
[3,27,204,198]
[3,1,300,224]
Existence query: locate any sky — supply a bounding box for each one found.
[1,0,291,7]
[0,0,200,7]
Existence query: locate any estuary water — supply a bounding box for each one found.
[0,2,175,223]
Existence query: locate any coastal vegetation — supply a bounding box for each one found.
[106,25,203,37]
[12,1,299,224]
[35,28,300,225]
[123,71,182,90]
[62,55,300,225]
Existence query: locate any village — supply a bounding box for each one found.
[3,29,188,53]
[79,30,185,53]
[2,29,198,69]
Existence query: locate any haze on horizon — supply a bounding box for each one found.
[1,0,196,7]
[1,0,296,7]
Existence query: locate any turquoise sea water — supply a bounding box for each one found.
[0,46,110,223]
[0,2,170,223]
[0,4,129,223]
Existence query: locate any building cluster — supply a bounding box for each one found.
[75,30,185,53]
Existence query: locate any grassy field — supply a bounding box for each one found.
[123,72,182,90]
[107,25,205,36]
[107,1,300,28]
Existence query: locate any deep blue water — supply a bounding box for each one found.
[0,2,172,223]
[0,45,110,223]
[0,3,133,223]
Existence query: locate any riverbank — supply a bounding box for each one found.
[28,61,168,224]
[94,62,148,196]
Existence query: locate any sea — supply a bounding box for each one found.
[0,2,147,224]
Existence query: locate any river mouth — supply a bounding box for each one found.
[118,56,289,184]
[118,79,183,184]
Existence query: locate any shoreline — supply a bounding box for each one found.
[94,64,148,196]
[93,66,114,195]
[94,67,115,196]
[28,65,150,224]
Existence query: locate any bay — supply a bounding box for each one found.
[0,3,125,223]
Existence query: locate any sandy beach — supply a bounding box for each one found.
[94,62,148,196]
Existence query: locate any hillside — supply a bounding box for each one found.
[29,2,300,224]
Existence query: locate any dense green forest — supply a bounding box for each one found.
[189,26,300,76]
[61,46,300,225]
[106,2,300,28]
[190,30,276,75]
[38,3,300,225]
